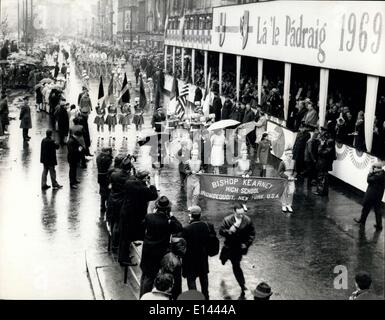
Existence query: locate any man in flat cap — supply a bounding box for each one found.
[140,196,182,297]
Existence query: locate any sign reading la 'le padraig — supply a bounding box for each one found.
[211,1,385,77]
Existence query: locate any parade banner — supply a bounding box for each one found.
[200,174,286,202]
[209,1,385,77]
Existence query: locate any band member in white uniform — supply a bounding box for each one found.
[278,148,297,214]
[185,148,204,209]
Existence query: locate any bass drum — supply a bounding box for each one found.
[168,135,193,158]
[169,139,182,159]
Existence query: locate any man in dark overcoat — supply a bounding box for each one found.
[194,86,203,103]
[55,103,70,146]
[54,62,59,79]
[135,67,140,85]
[219,203,256,300]
[182,206,216,300]
[0,94,9,134]
[19,96,32,141]
[40,129,62,190]
[106,155,129,250]
[78,113,91,156]
[139,196,182,298]
[294,101,308,131]
[151,108,166,133]
[242,103,254,123]
[313,137,336,196]
[211,92,222,122]
[61,63,67,78]
[243,104,256,150]
[354,163,384,231]
[67,131,83,189]
[48,89,60,129]
[77,87,87,106]
[221,96,233,120]
[96,148,113,219]
[230,103,242,122]
[192,130,211,172]
[293,124,311,176]
[304,129,320,189]
[118,170,158,265]
[151,107,166,164]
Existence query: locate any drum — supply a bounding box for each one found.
[169,139,182,158]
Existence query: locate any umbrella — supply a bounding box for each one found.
[237,121,256,135]
[40,78,54,84]
[207,119,240,131]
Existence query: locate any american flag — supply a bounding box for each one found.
[175,83,189,119]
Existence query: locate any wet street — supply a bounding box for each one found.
[0,53,384,300]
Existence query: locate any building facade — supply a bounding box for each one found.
[115,0,168,49]
[96,0,252,48]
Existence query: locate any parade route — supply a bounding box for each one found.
[0,53,384,299]
[1,0,384,303]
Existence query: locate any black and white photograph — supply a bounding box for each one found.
[0,0,384,308]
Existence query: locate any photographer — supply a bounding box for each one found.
[139,196,183,298]
[354,163,384,231]
[118,170,158,266]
